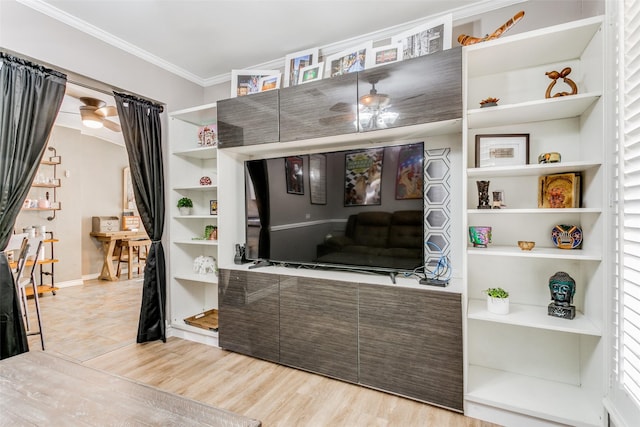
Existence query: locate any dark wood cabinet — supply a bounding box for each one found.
[217,91,279,148]
[357,47,462,132]
[218,270,280,362]
[358,284,464,411]
[279,73,358,142]
[279,276,358,382]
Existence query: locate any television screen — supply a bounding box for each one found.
[244,142,425,274]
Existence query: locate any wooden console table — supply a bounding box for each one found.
[90,230,148,281]
[0,351,261,426]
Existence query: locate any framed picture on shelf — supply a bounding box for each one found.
[391,14,452,59]
[325,42,372,78]
[210,200,218,215]
[258,74,281,92]
[298,62,324,84]
[231,69,280,97]
[284,48,319,87]
[475,133,530,168]
[285,156,304,195]
[365,45,404,69]
[309,154,327,205]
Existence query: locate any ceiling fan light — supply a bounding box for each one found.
[79,107,104,129]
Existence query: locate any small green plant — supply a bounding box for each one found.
[177,197,193,208]
[484,287,509,299]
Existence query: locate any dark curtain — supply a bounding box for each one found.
[0,53,66,359]
[246,160,270,259]
[114,92,166,343]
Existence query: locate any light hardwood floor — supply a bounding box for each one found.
[25,278,500,427]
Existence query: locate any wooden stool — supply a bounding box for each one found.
[116,238,151,279]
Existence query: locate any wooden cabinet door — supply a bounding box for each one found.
[279,276,358,382]
[218,270,280,362]
[217,91,279,148]
[358,284,464,411]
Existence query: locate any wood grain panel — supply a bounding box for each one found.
[217,91,279,148]
[358,283,464,411]
[218,270,280,362]
[279,276,358,382]
[279,73,358,142]
[358,47,462,131]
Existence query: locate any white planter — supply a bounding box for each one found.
[179,207,191,215]
[487,296,509,315]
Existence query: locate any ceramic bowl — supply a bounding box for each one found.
[518,240,535,251]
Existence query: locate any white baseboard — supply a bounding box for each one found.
[54,278,84,288]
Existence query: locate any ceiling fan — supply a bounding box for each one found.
[77,96,121,132]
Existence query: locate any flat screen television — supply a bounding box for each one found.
[244,141,425,275]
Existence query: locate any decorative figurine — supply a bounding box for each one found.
[538,152,561,164]
[477,180,491,209]
[548,271,576,319]
[545,67,578,98]
[492,190,505,209]
[469,226,492,248]
[480,97,500,108]
[458,10,525,46]
[551,224,583,249]
[200,176,212,186]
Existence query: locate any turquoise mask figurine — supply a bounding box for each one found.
[548,271,576,319]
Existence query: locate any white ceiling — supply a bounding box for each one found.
[22,0,505,86]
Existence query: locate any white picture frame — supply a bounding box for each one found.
[231,69,280,98]
[284,48,319,87]
[258,73,282,92]
[298,62,324,84]
[391,14,452,60]
[324,41,372,78]
[365,45,404,69]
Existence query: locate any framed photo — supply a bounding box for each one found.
[258,73,281,92]
[395,143,424,200]
[284,48,319,87]
[285,156,304,195]
[298,62,324,85]
[475,134,530,168]
[344,148,384,206]
[391,14,452,59]
[210,200,218,215]
[122,167,137,214]
[325,42,372,78]
[309,154,327,205]
[231,69,280,97]
[365,45,404,69]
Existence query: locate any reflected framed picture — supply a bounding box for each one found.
[395,143,424,199]
[344,148,384,206]
[298,62,324,85]
[285,156,304,195]
[365,45,404,69]
[309,154,327,205]
[284,47,319,87]
[231,69,280,97]
[475,133,530,168]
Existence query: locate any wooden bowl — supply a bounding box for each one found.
[518,241,535,251]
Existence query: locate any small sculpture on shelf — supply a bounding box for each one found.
[492,190,505,209]
[548,271,576,319]
[197,124,217,147]
[480,97,499,108]
[469,226,492,248]
[538,152,561,164]
[545,67,578,98]
[457,10,525,46]
[193,255,217,275]
[477,180,491,209]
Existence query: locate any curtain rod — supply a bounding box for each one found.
[68,79,165,113]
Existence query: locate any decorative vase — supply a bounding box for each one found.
[487,296,510,315]
[469,226,492,248]
[179,207,191,216]
[477,180,491,209]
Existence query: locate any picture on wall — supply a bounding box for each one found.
[325,42,372,78]
[395,143,424,199]
[285,156,304,195]
[284,48,319,87]
[231,69,280,97]
[344,148,384,206]
[391,14,452,59]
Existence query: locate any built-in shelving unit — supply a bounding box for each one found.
[168,103,219,346]
[463,15,607,427]
[22,150,62,219]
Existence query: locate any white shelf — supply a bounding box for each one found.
[174,215,218,220]
[467,160,601,178]
[174,272,218,284]
[465,15,604,78]
[172,146,217,159]
[467,245,601,261]
[173,184,218,191]
[466,365,602,427]
[467,92,601,129]
[169,102,217,125]
[467,299,601,336]
[467,208,601,215]
[173,239,219,246]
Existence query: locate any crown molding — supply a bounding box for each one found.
[18,0,526,88]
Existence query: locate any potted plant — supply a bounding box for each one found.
[177,197,193,215]
[484,287,510,315]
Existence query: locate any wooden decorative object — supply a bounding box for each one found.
[457,10,525,46]
[545,67,578,98]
